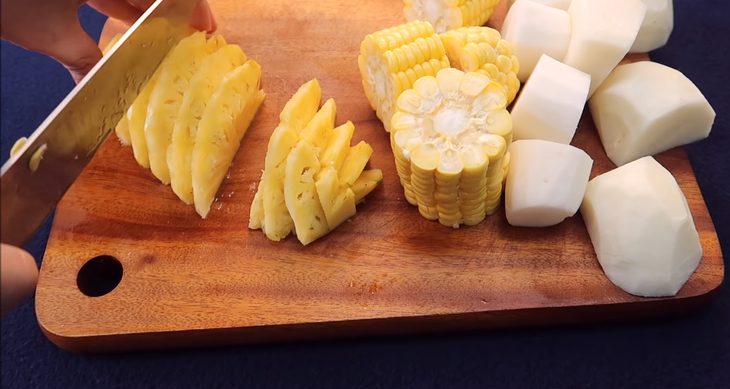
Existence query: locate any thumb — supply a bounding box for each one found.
[1,244,39,317]
[41,20,103,84]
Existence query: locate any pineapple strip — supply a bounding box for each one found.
[352,169,384,203]
[339,141,374,186]
[144,32,213,185]
[315,167,356,230]
[192,60,265,218]
[127,68,161,168]
[168,44,247,204]
[300,98,336,151]
[284,142,329,245]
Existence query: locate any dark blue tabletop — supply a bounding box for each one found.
[1,2,728,388]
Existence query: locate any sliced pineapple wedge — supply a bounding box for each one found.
[168,44,247,204]
[285,142,329,245]
[352,169,384,203]
[145,32,213,185]
[126,67,161,168]
[250,80,381,245]
[192,60,265,218]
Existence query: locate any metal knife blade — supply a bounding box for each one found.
[1,0,200,246]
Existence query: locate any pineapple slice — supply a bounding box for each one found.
[279,79,322,129]
[284,142,329,245]
[168,44,247,204]
[300,98,336,151]
[192,60,265,218]
[103,33,132,146]
[339,141,374,186]
[145,32,212,185]
[315,167,357,230]
[352,169,384,203]
[126,68,161,168]
[319,121,354,173]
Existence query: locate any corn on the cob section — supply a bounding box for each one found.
[391,68,512,227]
[249,80,382,245]
[358,21,451,132]
[440,26,521,104]
[403,0,500,33]
[114,31,264,218]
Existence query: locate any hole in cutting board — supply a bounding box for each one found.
[76,255,123,297]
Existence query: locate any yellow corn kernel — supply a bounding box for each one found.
[403,0,500,33]
[440,26,521,104]
[358,21,450,132]
[390,68,512,228]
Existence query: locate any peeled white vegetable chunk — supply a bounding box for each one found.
[563,0,646,96]
[630,0,673,53]
[508,0,571,10]
[505,140,592,227]
[501,0,571,81]
[589,61,716,167]
[510,55,590,144]
[581,156,702,297]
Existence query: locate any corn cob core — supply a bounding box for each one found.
[403,0,501,33]
[391,68,512,228]
[440,26,521,104]
[358,21,451,132]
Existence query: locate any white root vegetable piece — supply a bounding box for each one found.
[510,55,590,144]
[589,61,716,167]
[508,0,571,9]
[501,0,571,81]
[630,0,673,53]
[563,0,646,97]
[581,156,702,297]
[505,140,592,227]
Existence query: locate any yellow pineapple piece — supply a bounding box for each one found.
[168,44,247,204]
[191,60,265,218]
[300,98,336,151]
[280,79,322,129]
[352,169,383,203]
[315,167,357,230]
[284,142,329,245]
[319,121,354,173]
[126,67,162,169]
[339,141,374,186]
[114,116,131,145]
[145,31,209,185]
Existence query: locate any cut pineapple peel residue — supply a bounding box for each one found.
[250,79,382,245]
[391,68,512,227]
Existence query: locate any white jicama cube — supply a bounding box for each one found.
[508,0,571,9]
[564,0,647,96]
[581,156,702,297]
[589,61,716,167]
[505,139,593,227]
[630,0,674,53]
[501,0,571,81]
[510,55,590,144]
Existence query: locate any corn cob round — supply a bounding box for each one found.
[358,21,451,132]
[403,0,501,33]
[390,68,512,228]
[440,26,521,104]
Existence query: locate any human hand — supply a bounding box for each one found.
[1,244,39,317]
[0,0,216,83]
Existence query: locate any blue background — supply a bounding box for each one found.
[2,1,729,388]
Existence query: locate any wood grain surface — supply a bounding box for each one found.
[35,0,724,352]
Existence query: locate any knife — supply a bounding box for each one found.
[1,0,201,246]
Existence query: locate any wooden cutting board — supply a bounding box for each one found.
[35,0,724,352]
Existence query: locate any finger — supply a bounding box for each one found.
[41,20,103,83]
[87,0,143,25]
[1,244,39,317]
[191,0,217,33]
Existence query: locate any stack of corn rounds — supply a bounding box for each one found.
[403,0,501,33]
[391,68,512,227]
[358,20,451,132]
[113,31,265,218]
[440,26,521,104]
[249,80,382,245]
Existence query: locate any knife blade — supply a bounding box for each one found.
[1,0,202,246]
